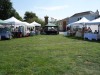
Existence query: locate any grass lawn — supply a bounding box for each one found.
[0,35,100,75]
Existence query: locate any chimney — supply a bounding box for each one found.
[44,16,49,25]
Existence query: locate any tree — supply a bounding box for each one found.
[0,0,12,20]
[0,0,23,21]
[10,8,23,21]
[24,11,38,22]
[24,11,45,26]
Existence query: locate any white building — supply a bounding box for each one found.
[68,10,99,24]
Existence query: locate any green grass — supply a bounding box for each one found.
[0,35,100,75]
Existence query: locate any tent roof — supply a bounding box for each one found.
[4,17,22,24]
[68,17,89,26]
[30,21,41,26]
[22,22,34,27]
[45,23,57,26]
[74,17,89,24]
[91,17,100,22]
[86,17,100,25]
[0,19,8,24]
[23,22,30,26]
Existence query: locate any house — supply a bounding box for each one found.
[57,17,69,31]
[57,10,99,31]
[68,10,99,24]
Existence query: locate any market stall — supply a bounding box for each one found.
[30,21,41,35]
[67,17,90,37]
[0,20,12,40]
[4,17,27,37]
[83,17,100,40]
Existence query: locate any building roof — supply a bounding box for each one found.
[71,11,94,17]
[57,17,69,22]
[45,23,57,27]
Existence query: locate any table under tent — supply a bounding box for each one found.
[43,23,59,35]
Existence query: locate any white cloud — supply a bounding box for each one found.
[34,5,68,11]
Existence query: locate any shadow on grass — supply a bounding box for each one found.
[65,36,83,40]
[64,36,100,43]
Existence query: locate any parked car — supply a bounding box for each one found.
[0,28,12,40]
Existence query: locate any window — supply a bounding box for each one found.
[77,17,82,21]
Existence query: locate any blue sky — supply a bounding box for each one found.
[11,0,100,20]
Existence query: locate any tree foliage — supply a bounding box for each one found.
[24,11,37,22]
[0,0,12,20]
[24,11,45,26]
[0,0,44,24]
[10,8,23,21]
[0,0,22,21]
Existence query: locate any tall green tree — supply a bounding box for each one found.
[0,0,22,21]
[24,11,38,22]
[24,11,45,26]
[0,0,12,20]
[10,8,23,21]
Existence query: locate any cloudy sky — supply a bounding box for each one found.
[11,0,100,20]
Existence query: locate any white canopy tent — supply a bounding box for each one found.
[67,17,90,32]
[29,21,41,32]
[85,17,100,32]
[86,17,100,25]
[4,17,26,28]
[30,21,41,27]
[68,17,100,32]
[84,18,100,40]
[73,17,89,24]
[68,17,90,27]
[4,17,28,36]
[4,17,23,25]
[22,22,30,27]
